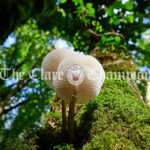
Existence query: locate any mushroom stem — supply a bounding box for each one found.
[62,99,68,139]
[68,89,76,143]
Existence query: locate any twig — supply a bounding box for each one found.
[128,81,146,105]
[2,98,30,115]
[88,29,100,37]
[87,28,125,40]
[104,31,125,39]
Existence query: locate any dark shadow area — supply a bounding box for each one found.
[74,101,99,149]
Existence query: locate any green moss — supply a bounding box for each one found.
[1,79,150,150]
[104,60,138,72]
[77,79,150,149]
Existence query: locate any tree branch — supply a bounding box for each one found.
[88,28,125,40]
[0,78,30,115]
[88,29,100,37]
[104,30,125,39]
[2,98,30,115]
[128,81,146,105]
[0,54,44,116]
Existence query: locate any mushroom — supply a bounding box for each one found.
[41,48,76,89]
[54,54,105,142]
[54,54,105,104]
[42,48,77,137]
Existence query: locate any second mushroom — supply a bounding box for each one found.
[42,48,105,143]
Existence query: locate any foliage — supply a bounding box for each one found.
[40,0,150,67]
[1,79,150,150]
[0,0,56,44]
[0,20,55,139]
[0,0,150,148]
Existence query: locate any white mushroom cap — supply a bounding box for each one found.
[41,48,76,88]
[53,54,105,104]
[55,54,105,84]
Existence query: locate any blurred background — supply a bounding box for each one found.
[0,0,150,149]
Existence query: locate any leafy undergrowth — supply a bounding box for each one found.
[1,79,150,150]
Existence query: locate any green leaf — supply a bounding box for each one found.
[106,6,114,16]
[83,18,90,23]
[60,0,67,4]
[99,26,103,32]
[113,1,123,9]
[92,20,96,26]
[114,19,120,25]
[86,2,95,17]
[115,36,121,43]
[109,18,114,24]
[127,14,134,23]
[124,0,134,10]
[86,2,93,9]
[72,0,84,6]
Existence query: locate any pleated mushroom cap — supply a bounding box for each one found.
[56,54,105,84]
[41,48,76,88]
[53,54,105,104]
